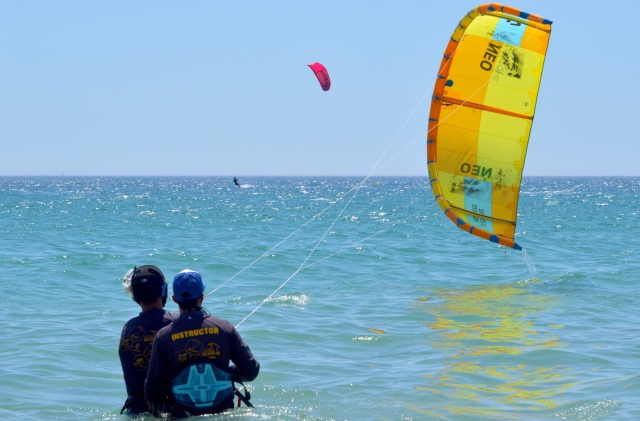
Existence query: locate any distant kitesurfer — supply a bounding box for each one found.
[119,266,178,415]
[234,177,241,188]
[145,269,259,417]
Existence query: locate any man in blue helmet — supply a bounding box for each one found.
[145,269,260,417]
[118,265,178,415]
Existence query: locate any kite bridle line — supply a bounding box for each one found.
[234,89,438,327]
[259,10,548,343]
[231,9,546,327]
[232,89,436,327]
[207,183,359,296]
[215,69,441,310]
[299,207,430,272]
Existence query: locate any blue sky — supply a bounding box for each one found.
[1,1,638,176]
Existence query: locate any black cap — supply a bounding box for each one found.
[130,265,167,304]
[131,265,165,288]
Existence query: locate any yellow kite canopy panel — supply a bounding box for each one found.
[427,4,552,250]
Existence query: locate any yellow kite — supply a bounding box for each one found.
[427,3,552,250]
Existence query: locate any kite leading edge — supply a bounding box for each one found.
[426,3,552,250]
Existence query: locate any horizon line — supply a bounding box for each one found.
[1,174,639,178]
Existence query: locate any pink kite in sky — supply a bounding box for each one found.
[307,62,331,91]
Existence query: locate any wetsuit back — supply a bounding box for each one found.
[119,308,177,414]
[145,311,260,416]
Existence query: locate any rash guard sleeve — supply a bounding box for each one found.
[144,329,172,406]
[229,327,260,381]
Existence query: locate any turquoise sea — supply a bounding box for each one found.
[1,176,638,421]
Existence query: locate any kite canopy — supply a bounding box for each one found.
[307,62,331,91]
[426,4,552,250]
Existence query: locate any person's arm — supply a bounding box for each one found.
[118,322,137,397]
[229,328,260,381]
[144,333,171,415]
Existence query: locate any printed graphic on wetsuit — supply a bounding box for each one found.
[119,326,158,371]
[173,339,222,364]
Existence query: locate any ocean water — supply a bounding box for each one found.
[0,176,638,421]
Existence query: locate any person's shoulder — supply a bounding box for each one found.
[155,320,175,339]
[132,308,175,331]
[136,307,165,322]
[122,313,142,330]
[205,315,236,331]
[206,314,230,324]
[164,310,180,322]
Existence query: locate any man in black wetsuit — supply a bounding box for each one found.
[145,269,259,417]
[234,177,241,188]
[118,265,178,415]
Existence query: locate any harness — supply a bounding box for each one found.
[171,362,253,415]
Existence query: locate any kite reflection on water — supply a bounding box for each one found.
[410,280,577,419]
